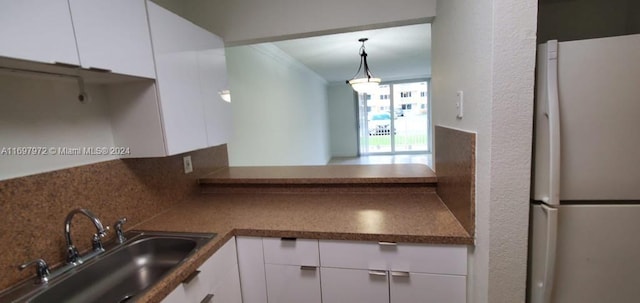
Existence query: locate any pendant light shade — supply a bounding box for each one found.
[346,38,381,94]
[219,90,231,102]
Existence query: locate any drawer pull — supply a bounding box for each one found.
[281,237,297,241]
[53,61,81,68]
[391,271,410,277]
[368,270,387,276]
[88,66,112,73]
[300,265,317,271]
[182,270,201,284]
[200,293,214,303]
[378,241,397,246]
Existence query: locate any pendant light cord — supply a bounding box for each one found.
[346,39,376,83]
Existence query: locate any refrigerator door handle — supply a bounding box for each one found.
[537,204,559,303]
[545,40,561,207]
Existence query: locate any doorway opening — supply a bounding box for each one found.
[358,80,430,155]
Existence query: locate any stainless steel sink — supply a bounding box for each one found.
[0,230,215,303]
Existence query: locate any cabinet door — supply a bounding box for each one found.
[147,1,208,155]
[198,48,232,147]
[265,264,321,303]
[321,267,389,303]
[166,238,240,303]
[210,264,243,303]
[0,0,79,65]
[68,0,155,78]
[161,284,188,303]
[236,237,268,303]
[390,272,466,303]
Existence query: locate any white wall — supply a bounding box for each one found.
[327,83,358,157]
[226,44,330,166]
[0,73,117,180]
[432,1,536,303]
[182,0,436,45]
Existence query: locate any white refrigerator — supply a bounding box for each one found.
[530,34,640,303]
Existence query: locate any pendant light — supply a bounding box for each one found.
[346,38,381,94]
[219,89,231,102]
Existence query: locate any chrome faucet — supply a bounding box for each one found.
[64,208,108,265]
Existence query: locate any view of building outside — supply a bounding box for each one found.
[359,81,429,154]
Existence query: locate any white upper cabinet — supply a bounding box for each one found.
[68,0,155,78]
[146,1,230,155]
[0,0,79,66]
[198,49,232,147]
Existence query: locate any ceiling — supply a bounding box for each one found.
[271,23,431,84]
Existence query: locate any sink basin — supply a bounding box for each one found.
[1,231,215,303]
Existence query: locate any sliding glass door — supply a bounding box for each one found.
[358,80,430,155]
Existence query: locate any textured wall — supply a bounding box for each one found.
[432,1,493,301]
[0,145,228,290]
[433,0,537,303]
[488,0,536,302]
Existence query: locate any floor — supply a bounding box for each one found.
[329,153,433,168]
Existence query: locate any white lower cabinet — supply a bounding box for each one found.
[319,240,468,303]
[236,237,469,303]
[263,237,321,303]
[236,237,268,303]
[162,237,242,303]
[210,264,243,303]
[265,264,322,303]
[321,267,389,303]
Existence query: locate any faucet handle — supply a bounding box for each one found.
[66,245,81,265]
[114,217,127,244]
[19,259,50,284]
[92,226,109,252]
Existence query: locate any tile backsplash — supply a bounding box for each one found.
[435,126,476,236]
[0,144,228,290]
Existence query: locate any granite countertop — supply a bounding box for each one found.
[131,190,472,303]
[198,164,438,184]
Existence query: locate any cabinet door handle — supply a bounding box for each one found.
[368,270,387,276]
[378,241,397,246]
[391,271,410,277]
[53,61,81,68]
[200,293,214,303]
[300,265,317,271]
[281,237,297,241]
[182,270,201,284]
[88,67,112,73]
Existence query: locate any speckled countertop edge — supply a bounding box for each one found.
[198,164,438,185]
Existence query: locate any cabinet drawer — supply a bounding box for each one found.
[319,240,467,275]
[390,272,467,303]
[265,264,321,303]
[321,267,388,303]
[263,237,319,266]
